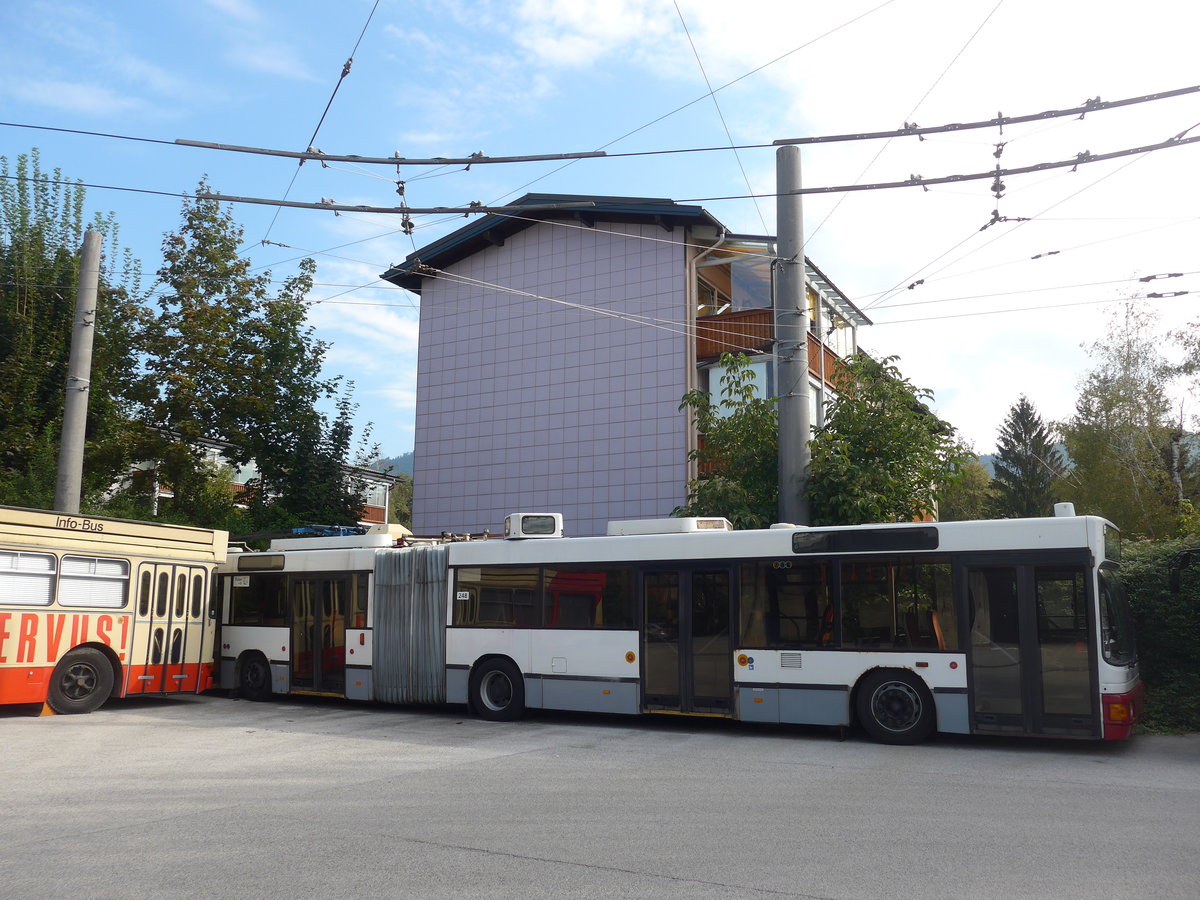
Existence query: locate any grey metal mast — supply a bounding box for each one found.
[774,146,811,525]
[54,229,101,514]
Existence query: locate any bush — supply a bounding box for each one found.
[1120,537,1200,732]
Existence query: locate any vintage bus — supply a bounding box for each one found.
[215,508,1143,744]
[0,505,228,714]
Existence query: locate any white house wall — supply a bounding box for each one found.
[412,220,690,537]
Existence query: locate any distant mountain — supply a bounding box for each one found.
[978,445,1070,478]
[979,454,995,476]
[370,452,414,477]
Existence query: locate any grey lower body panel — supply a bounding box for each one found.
[446,665,469,704]
[532,674,640,715]
[737,683,851,726]
[269,662,290,695]
[219,657,235,690]
[345,666,372,701]
[933,688,970,734]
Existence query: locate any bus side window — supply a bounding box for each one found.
[156,572,170,617]
[739,562,831,649]
[353,574,368,628]
[139,570,152,616]
[191,573,204,619]
[231,573,286,625]
[542,566,635,629]
[456,568,540,627]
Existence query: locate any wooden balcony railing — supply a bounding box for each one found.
[695,309,850,388]
[695,309,773,359]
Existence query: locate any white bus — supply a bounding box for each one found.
[215,509,1143,744]
[0,505,228,714]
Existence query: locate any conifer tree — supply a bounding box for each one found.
[992,396,1064,518]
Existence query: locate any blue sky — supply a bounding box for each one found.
[3,0,1199,457]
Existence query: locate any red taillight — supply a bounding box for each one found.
[1102,683,1145,739]
[1107,701,1131,722]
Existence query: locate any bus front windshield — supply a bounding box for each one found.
[1098,568,1136,666]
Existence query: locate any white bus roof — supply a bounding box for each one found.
[446,516,1113,567]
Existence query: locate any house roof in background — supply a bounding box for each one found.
[380,193,724,292]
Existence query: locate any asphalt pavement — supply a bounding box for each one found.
[2,693,1197,899]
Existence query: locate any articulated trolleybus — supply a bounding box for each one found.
[216,507,1142,744]
[0,505,228,714]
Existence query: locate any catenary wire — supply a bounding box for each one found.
[673,0,769,234]
[808,0,1006,246]
[258,0,381,246]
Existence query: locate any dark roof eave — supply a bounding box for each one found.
[380,194,725,292]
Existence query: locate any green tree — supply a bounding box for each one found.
[675,352,778,529]
[992,395,1065,518]
[389,472,413,529]
[807,354,971,526]
[0,149,145,508]
[938,457,997,521]
[1058,300,1181,538]
[138,183,372,529]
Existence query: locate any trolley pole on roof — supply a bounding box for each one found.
[54,229,101,515]
[775,146,812,525]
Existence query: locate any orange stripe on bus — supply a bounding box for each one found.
[0,665,53,705]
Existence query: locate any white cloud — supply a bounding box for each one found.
[368,386,418,413]
[511,0,676,67]
[202,0,262,24]
[226,43,315,81]
[5,79,146,115]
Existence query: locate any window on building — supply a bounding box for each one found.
[730,256,772,311]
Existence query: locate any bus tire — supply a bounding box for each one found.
[470,658,526,722]
[856,669,935,745]
[47,647,114,715]
[238,653,274,702]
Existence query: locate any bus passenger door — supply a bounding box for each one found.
[290,576,347,694]
[131,563,178,694]
[965,561,1098,737]
[642,568,732,714]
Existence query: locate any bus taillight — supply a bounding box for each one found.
[1101,683,1145,740]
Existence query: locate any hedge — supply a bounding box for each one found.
[1121,537,1200,733]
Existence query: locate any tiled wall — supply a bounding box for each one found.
[412,220,689,537]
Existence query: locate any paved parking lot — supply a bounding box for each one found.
[2,693,1198,899]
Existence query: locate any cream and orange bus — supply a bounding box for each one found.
[0,505,228,714]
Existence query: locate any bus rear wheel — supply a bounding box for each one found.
[856,670,935,745]
[470,658,526,722]
[47,647,114,715]
[238,653,274,702]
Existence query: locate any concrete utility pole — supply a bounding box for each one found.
[775,146,811,525]
[54,229,102,514]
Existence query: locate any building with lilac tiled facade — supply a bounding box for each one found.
[383,195,868,537]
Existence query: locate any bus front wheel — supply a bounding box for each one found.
[238,653,274,702]
[856,670,935,745]
[47,647,114,714]
[470,658,526,722]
